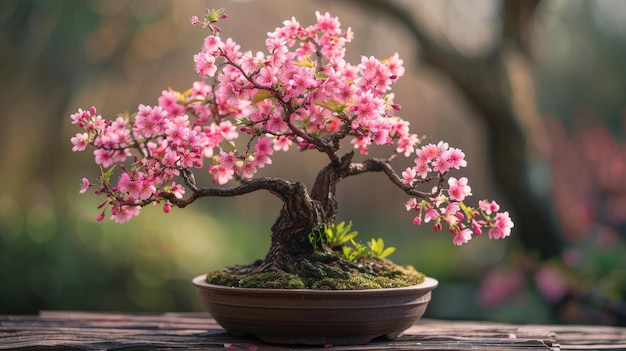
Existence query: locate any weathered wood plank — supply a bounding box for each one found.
[0,311,623,350]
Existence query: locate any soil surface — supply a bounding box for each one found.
[205,253,425,289]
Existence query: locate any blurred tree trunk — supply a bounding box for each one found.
[344,0,564,260]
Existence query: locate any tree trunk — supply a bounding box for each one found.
[264,181,324,266]
[263,159,346,267]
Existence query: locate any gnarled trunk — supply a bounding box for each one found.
[263,159,345,267]
[263,181,324,266]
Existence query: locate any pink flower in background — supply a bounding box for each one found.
[477,268,526,307]
[534,266,568,302]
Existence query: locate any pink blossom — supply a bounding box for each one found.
[190,16,199,25]
[273,135,292,152]
[443,147,467,169]
[163,201,172,213]
[488,211,514,240]
[221,38,241,60]
[70,108,91,126]
[252,152,272,168]
[448,177,472,202]
[424,207,439,223]
[219,151,238,169]
[111,204,140,223]
[254,137,274,156]
[71,133,89,151]
[452,228,472,246]
[416,143,439,163]
[442,202,461,217]
[401,167,416,185]
[358,56,391,92]
[169,182,185,199]
[396,134,419,157]
[350,135,371,155]
[352,90,384,122]
[240,161,257,179]
[384,53,405,78]
[479,200,500,215]
[471,219,485,235]
[94,149,115,168]
[134,104,167,138]
[158,90,185,117]
[79,178,90,194]
[432,156,451,174]
[405,198,418,211]
[314,11,341,35]
[117,173,140,199]
[266,114,288,133]
[413,159,431,179]
[214,166,235,185]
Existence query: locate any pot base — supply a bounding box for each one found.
[193,274,438,345]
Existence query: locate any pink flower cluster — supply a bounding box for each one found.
[406,197,513,246]
[70,9,513,245]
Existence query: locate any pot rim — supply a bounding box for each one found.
[192,274,438,295]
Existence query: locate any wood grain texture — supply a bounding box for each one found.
[1,311,624,350]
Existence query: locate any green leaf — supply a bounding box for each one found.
[324,221,359,247]
[368,238,396,259]
[380,247,396,258]
[315,99,347,113]
[251,90,273,104]
[100,165,117,184]
[206,8,225,22]
[295,58,315,68]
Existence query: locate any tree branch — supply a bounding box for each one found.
[161,177,297,208]
[346,158,435,198]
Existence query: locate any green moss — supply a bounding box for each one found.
[239,272,305,289]
[205,255,425,290]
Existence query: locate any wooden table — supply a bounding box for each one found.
[1,311,624,350]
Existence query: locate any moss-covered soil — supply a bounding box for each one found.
[205,253,425,290]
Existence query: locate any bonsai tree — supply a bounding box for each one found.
[70,9,513,287]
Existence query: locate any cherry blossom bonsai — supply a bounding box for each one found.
[70,9,513,289]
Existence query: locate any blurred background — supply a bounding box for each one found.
[0,0,624,325]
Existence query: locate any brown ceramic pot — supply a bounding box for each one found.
[192,274,438,345]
